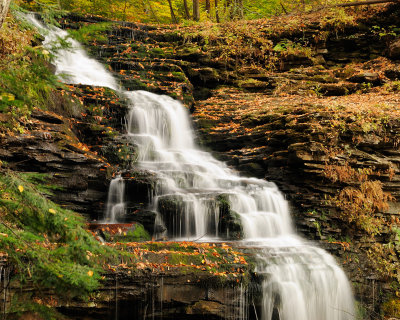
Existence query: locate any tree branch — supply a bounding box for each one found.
[335,0,399,7]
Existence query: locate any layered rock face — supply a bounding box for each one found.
[59,6,400,315]
[2,5,400,318]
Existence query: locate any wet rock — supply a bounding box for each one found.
[384,66,400,80]
[347,72,381,85]
[125,209,158,234]
[217,194,243,240]
[186,300,225,317]
[388,37,400,59]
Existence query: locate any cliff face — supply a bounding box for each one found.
[1,5,400,319]
[62,6,400,316]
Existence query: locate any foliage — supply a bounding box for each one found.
[102,223,151,242]
[0,13,62,133]
[324,164,371,183]
[273,39,313,58]
[382,298,400,318]
[67,22,113,44]
[16,0,361,25]
[329,181,392,236]
[183,21,277,70]
[320,7,356,33]
[112,241,251,282]
[0,170,117,299]
[371,24,400,39]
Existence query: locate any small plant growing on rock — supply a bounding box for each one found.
[329,181,392,236]
[320,8,355,35]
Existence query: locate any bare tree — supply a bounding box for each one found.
[193,0,200,21]
[167,0,178,23]
[236,0,243,18]
[0,0,12,28]
[205,0,211,14]
[183,0,191,19]
[215,0,220,22]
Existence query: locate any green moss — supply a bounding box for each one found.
[100,142,137,167]
[0,48,60,132]
[122,77,148,90]
[169,252,202,265]
[0,171,118,299]
[68,22,113,45]
[150,47,165,56]
[382,298,400,318]
[105,224,151,242]
[216,194,243,239]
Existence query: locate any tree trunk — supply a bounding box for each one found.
[193,0,200,21]
[236,0,243,18]
[167,0,178,23]
[205,0,211,14]
[183,0,191,19]
[335,0,398,6]
[0,0,11,28]
[215,0,220,22]
[147,0,161,23]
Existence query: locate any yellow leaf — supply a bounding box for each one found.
[49,208,56,214]
[87,270,94,277]
[18,185,24,193]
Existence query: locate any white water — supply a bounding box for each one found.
[103,175,125,222]
[22,14,119,90]
[26,14,355,320]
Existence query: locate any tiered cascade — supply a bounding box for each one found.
[26,14,355,320]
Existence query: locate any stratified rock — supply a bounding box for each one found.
[347,72,380,84]
[186,300,225,317]
[388,37,400,59]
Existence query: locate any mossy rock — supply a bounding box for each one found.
[99,138,137,167]
[101,223,151,242]
[217,194,243,240]
[125,209,158,235]
[237,78,271,91]
[119,77,149,91]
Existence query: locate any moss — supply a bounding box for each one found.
[68,22,113,45]
[169,252,202,265]
[105,224,151,242]
[216,194,243,240]
[171,71,188,82]
[382,298,400,317]
[0,31,61,133]
[121,77,149,91]
[237,78,268,89]
[100,142,137,167]
[0,171,118,299]
[150,47,166,56]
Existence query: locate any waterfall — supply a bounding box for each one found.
[103,175,125,223]
[25,14,355,320]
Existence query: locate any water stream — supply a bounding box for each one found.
[25,14,355,320]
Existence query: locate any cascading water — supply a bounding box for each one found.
[25,14,355,320]
[22,13,119,90]
[103,175,126,222]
